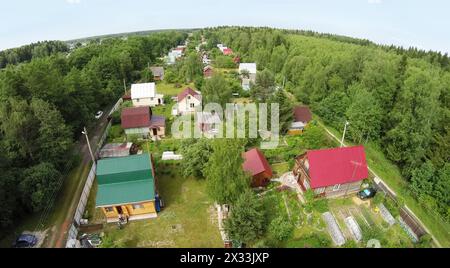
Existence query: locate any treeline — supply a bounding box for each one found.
[0,41,69,69]
[0,31,186,231]
[204,26,450,221]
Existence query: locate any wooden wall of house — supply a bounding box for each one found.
[313,181,362,198]
[101,201,156,220]
[251,172,271,188]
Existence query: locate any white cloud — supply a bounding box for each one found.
[66,0,81,4]
[368,0,382,4]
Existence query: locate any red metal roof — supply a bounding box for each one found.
[177,87,201,101]
[121,107,151,129]
[243,148,273,177]
[307,145,368,188]
[223,48,233,55]
[293,106,312,123]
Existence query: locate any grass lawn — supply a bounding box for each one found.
[99,164,223,248]
[315,116,450,247]
[156,81,196,96]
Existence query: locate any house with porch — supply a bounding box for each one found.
[131,82,164,107]
[239,63,257,90]
[288,106,313,135]
[121,106,166,140]
[95,153,159,223]
[293,145,368,198]
[243,148,273,187]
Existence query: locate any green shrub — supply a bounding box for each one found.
[268,216,294,242]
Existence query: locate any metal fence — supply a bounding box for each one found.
[66,163,96,247]
[108,98,123,117]
[66,98,121,248]
[373,177,428,241]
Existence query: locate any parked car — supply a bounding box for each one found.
[357,187,377,200]
[95,111,104,119]
[13,234,38,248]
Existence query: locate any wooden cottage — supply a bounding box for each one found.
[288,106,312,135]
[96,153,158,223]
[149,66,165,81]
[293,146,368,198]
[243,148,273,187]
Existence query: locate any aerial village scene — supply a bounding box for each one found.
[1,27,447,250]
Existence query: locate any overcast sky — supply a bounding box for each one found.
[1,0,449,53]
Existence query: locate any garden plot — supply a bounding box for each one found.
[328,197,415,248]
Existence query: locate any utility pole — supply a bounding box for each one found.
[341,121,350,147]
[82,127,96,163]
[123,79,127,95]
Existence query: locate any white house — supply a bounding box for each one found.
[239,63,257,90]
[131,83,164,107]
[197,111,221,137]
[172,88,202,116]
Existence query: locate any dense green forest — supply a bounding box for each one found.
[0,32,187,230]
[202,26,449,222]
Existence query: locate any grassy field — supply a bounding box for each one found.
[99,164,223,248]
[314,116,450,247]
[156,81,196,96]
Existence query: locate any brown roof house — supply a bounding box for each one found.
[172,87,202,116]
[121,107,166,140]
[243,148,273,187]
[150,66,165,81]
[288,106,313,135]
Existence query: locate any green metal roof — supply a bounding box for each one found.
[95,153,155,207]
[96,180,155,206]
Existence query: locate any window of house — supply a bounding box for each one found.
[190,103,195,108]
[315,187,325,194]
[333,184,341,191]
[188,96,191,100]
[132,203,144,210]
[150,97,154,101]
[104,207,114,213]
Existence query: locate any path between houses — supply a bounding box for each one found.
[316,121,442,248]
[46,106,112,248]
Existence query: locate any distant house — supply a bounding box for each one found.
[233,56,241,64]
[197,112,221,137]
[293,146,369,198]
[150,66,165,81]
[243,148,273,187]
[131,83,164,107]
[222,48,233,55]
[203,65,213,78]
[173,87,202,116]
[239,63,257,90]
[96,153,159,223]
[121,106,166,139]
[288,106,313,135]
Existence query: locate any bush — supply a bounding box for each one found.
[268,216,294,242]
[111,110,121,125]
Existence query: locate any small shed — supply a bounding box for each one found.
[99,143,133,159]
[242,148,273,187]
